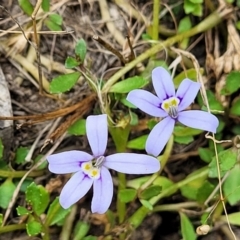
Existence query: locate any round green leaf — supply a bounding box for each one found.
[118,189,137,203]
[140,185,162,200]
[75,39,87,61]
[221,71,240,95]
[68,119,86,135]
[230,98,240,116]
[26,221,42,236]
[127,135,148,150]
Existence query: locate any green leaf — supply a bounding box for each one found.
[65,57,80,69]
[180,168,207,200]
[109,76,148,93]
[198,148,214,163]
[196,181,215,203]
[184,0,196,14]
[208,149,238,178]
[15,146,29,164]
[44,18,62,31]
[178,16,192,49]
[189,0,203,3]
[174,125,203,137]
[68,119,86,135]
[73,221,90,240]
[139,199,153,210]
[17,206,31,216]
[221,212,240,226]
[173,68,203,88]
[221,71,240,95]
[180,212,197,240]
[75,39,87,61]
[26,183,50,216]
[46,197,71,226]
[18,0,33,16]
[230,98,240,116]
[140,185,162,200]
[120,98,137,109]
[192,3,203,16]
[49,14,63,25]
[127,135,148,150]
[50,72,81,93]
[174,135,193,144]
[41,0,50,12]
[197,90,223,111]
[0,179,16,208]
[223,164,240,205]
[26,221,42,236]
[129,112,138,126]
[0,139,3,159]
[118,189,137,203]
[0,214,2,225]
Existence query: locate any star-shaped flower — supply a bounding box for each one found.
[47,114,160,214]
[127,67,219,157]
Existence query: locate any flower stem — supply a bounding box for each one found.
[152,0,160,41]
[0,169,44,178]
[0,223,26,233]
[129,167,209,228]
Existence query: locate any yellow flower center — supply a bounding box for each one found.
[161,97,179,118]
[81,156,105,180]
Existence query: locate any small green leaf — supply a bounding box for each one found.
[139,199,153,210]
[221,71,240,95]
[45,19,62,31]
[75,39,87,61]
[192,3,203,16]
[140,185,162,200]
[173,68,203,88]
[0,139,3,159]
[198,148,214,163]
[109,76,148,93]
[180,168,207,200]
[127,135,148,150]
[178,16,192,49]
[196,181,215,203]
[73,221,90,240]
[184,0,196,14]
[208,149,238,178]
[0,214,2,225]
[174,125,203,136]
[49,14,63,25]
[120,98,137,109]
[118,189,137,203]
[50,72,81,93]
[65,57,80,69]
[0,179,16,208]
[197,90,223,111]
[189,0,203,3]
[174,135,193,144]
[18,0,34,16]
[17,206,31,216]
[129,111,138,126]
[180,212,197,240]
[230,98,240,116]
[223,164,240,206]
[26,221,42,236]
[221,212,240,226]
[41,0,50,12]
[46,197,71,226]
[68,119,86,135]
[15,146,29,164]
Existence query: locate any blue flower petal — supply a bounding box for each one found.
[127,89,167,117]
[146,117,175,157]
[152,67,175,102]
[104,153,160,174]
[178,110,219,133]
[176,79,200,111]
[47,151,93,174]
[86,114,108,157]
[59,171,93,209]
[92,167,113,214]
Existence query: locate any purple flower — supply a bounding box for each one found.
[127,67,219,157]
[47,114,160,214]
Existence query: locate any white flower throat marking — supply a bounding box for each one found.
[81,156,105,180]
[161,97,180,119]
